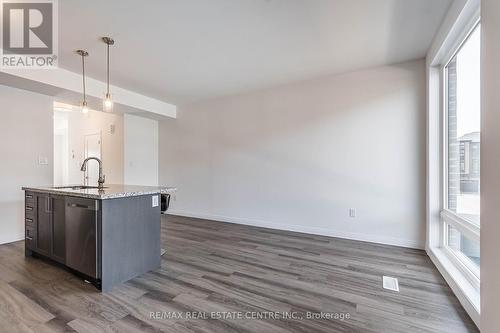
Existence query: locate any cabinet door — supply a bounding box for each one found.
[51,195,66,263]
[35,193,52,257]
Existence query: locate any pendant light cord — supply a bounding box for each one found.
[82,54,86,102]
[106,43,110,95]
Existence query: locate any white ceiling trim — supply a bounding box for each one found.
[0,67,177,118]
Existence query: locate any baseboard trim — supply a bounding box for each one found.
[0,235,24,245]
[167,210,424,250]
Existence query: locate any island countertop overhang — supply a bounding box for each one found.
[22,184,177,200]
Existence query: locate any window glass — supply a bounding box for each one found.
[447,224,480,272]
[446,25,481,227]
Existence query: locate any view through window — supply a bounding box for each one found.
[445,24,480,274]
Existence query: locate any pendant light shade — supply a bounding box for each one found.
[102,37,114,112]
[81,101,89,114]
[76,50,89,114]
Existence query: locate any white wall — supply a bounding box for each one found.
[54,114,69,186]
[481,0,500,330]
[0,85,53,244]
[124,114,159,186]
[160,59,426,248]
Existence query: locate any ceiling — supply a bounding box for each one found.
[59,0,452,105]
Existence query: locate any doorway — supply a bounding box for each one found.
[83,133,102,186]
[53,102,124,186]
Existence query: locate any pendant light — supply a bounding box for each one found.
[102,37,115,112]
[76,50,89,114]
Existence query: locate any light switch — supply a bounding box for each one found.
[38,156,49,165]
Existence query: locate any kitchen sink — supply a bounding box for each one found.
[53,185,108,190]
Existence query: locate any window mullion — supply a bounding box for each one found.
[441,210,480,242]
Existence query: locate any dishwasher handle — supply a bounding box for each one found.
[67,201,98,211]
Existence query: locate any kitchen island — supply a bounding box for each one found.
[22,184,176,292]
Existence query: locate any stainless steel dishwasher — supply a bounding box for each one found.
[65,197,99,279]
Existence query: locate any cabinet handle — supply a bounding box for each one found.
[45,197,52,213]
[26,206,33,211]
[26,218,33,223]
[25,236,33,241]
[26,194,33,199]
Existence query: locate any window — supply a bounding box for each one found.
[446,224,480,271]
[472,159,479,173]
[443,23,480,285]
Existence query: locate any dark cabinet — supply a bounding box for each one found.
[24,192,36,252]
[24,191,161,291]
[25,225,36,250]
[51,195,66,263]
[26,192,66,264]
[34,193,52,257]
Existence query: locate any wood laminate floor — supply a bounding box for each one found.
[0,215,478,333]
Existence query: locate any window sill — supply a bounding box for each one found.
[427,246,480,328]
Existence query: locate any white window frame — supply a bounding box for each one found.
[440,211,480,288]
[440,20,481,291]
[426,1,481,327]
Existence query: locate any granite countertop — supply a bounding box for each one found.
[22,184,177,200]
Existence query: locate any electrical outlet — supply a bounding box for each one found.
[349,208,356,218]
[152,195,159,207]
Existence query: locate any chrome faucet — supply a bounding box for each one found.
[80,157,106,188]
